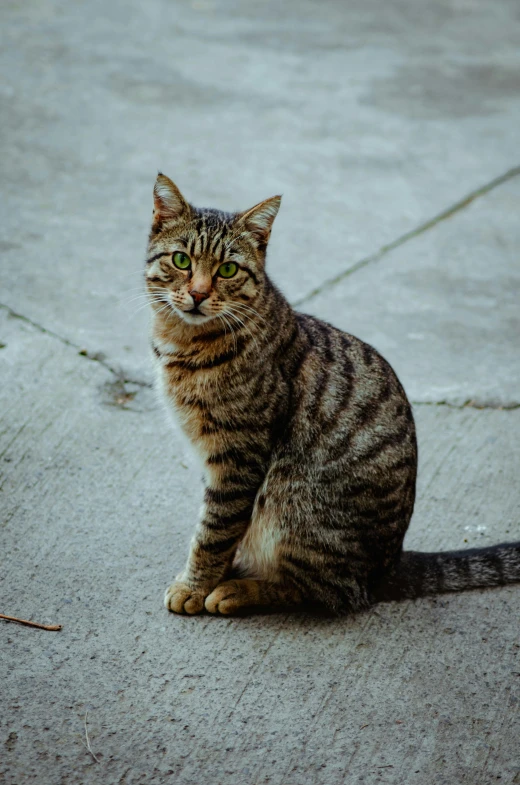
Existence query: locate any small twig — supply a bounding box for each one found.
[0,613,62,631]
[377,765,394,769]
[82,712,100,763]
[360,723,370,729]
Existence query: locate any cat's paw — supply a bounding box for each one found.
[205,580,254,615]
[164,582,206,615]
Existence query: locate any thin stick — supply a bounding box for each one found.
[0,613,62,631]
[82,712,100,764]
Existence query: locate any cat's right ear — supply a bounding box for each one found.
[152,173,190,230]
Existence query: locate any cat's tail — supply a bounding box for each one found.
[372,542,520,602]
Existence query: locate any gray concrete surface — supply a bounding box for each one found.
[1,0,519,783]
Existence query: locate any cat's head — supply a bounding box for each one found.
[145,173,281,326]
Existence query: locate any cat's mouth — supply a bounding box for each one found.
[177,305,214,325]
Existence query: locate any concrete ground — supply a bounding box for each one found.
[1,0,519,782]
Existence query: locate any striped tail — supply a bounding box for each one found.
[372,542,520,602]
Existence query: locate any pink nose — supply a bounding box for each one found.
[190,290,210,305]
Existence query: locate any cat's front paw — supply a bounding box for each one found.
[205,579,256,615]
[164,581,206,615]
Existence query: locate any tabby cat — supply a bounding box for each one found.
[146,173,520,615]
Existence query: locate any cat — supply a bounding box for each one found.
[145,173,520,615]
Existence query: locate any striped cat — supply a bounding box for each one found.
[146,173,520,615]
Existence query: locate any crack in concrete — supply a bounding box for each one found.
[412,400,520,411]
[4,164,519,399]
[2,302,518,412]
[0,302,152,389]
[292,164,520,307]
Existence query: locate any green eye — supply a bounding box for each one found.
[218,262,238,278]
[173,251,191,270]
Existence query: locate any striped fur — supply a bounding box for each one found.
[146,174,520,615]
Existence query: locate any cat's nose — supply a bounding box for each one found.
[189,289,210,305]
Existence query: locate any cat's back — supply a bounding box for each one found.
[284,312,417,473]
[244,311,418,602]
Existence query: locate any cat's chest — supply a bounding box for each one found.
[159,363,207,424]
[157,360,233,460]
[153,331,260,455]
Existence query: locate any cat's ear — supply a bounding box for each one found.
[152,173,190,228]
[237,195,282,248]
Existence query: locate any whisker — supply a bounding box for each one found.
[125,289,171,317]
[215,314,231,353]
[225,305,263,336]
[223,314,238,356]
[122,288,165,306]
[127,299,168,320]
[227,302,267,325]
[224,309,260,354]
[218,312,237,356]
[124,294,159,306]
[122,283,163,294]
[154,301,176,322]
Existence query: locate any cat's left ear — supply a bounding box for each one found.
[237,195,282,249]
[152,173,190,230]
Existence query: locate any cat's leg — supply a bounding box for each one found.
[165,480,258,615]
[201,494,303,615]
[205,578,301,615]
[235,456,374,615]
[165,518,249,614]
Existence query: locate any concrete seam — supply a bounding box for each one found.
[292,163,520,307]
[411,400,520,411]
[0,301,151,388]
[2,302,518,410]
